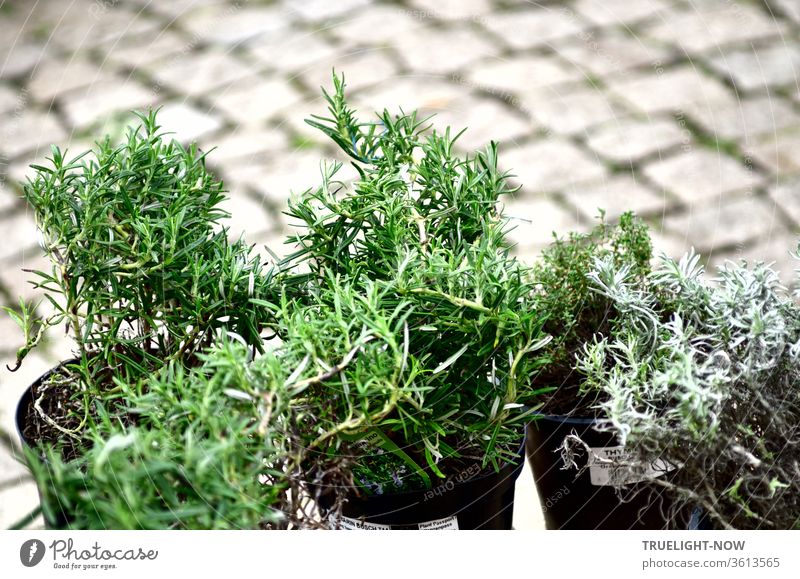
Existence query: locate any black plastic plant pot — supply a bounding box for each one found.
[15,364,74,530]
[332,439,526,530]
[526,415,674,530]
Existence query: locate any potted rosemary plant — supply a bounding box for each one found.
[6,112,287,528]
[572,249,800,529]
[524,214,676,529]
[22,341,313,529]
[273,75,551,529]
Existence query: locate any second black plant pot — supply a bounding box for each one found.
[330,439,526,530]
[526,415,675,530]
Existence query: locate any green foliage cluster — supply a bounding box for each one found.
[575,249,800,529]
[28,342,289,529]
[11,110,276,398]
[8,75,555,527]
[8,114,286,528]
[277,76,550,490]
[531,212,652,413]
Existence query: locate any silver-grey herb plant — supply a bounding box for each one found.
[575,248,800,529]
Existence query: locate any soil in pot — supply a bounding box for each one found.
[325,438,526,530]
[526,416,683,530]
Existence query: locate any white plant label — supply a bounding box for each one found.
[338,516,392,530]
[338,515,459,530]
[587,446,675,487]
[417,516,459,530]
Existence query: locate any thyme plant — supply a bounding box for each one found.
[576,249,800,529]
[279,75,550,493]
[8,111,277,446]
[531,213,652,414]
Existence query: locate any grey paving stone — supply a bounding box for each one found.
[180,4,288,46]
[650,229,691,261]
[394,26,498,76]
[0,4,43,47]
[708,232,800,287]
[769,177,800,226]
[352,77,465,116]
[200,127,290,168]
[0,176,20,214]
[282,0,372,23]
[0,443,29,484]
[154,103,222,144]
[744,130,800,177]
[247,31,338,75]
[555,30,672,78]
[0,110,67,160]
[501,138,608,194]
[127,0,225,19]
[298,49,398,94]
[28,57,116,104]
[279,113,335,149]
[0,42,46,81]
[773,0,800,23]
[586,117,688,164]
[48,5,162,52]
[466,54,585,99]
[501,197,583,255]
[0,212,39,262]
[221,191,274,240]
[330,5,423,46]
[706,43,800,92]
[0,85,22,116]
[643,149,766,205]
[481,7,586,51]
[609,65,735,115]
[521,86,630,136]
[644,4,785,54]
[0,351,60,476]
[572,0,672,26]
[61,79,158,130]
[211,78,304,126]
[0,480,41,530]
[406,0,493,21]
[685,95,800,143]
[0,251,49,306]
[565,174,674,221]
[106,30,191,71]
[229,149,339,209]
[663,194,780,253]
[427,96,532,152]
[149,50,257,98]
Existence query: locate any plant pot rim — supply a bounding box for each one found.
[531,411,599,425]
[341,435,527,502]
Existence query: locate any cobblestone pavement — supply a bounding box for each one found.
[1,0,799,529]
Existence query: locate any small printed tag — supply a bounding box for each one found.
[337,515,460,530]
[588,446,675,487]
[418,516,459,530]
[338,516,392,530]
